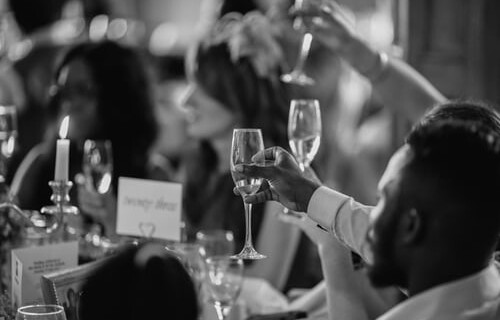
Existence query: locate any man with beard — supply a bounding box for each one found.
[236,113,500,318]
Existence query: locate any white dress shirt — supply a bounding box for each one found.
[307,186,372,260]
[378,264,500,320]
[306,186,500,319]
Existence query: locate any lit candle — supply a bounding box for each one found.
[54,116,70,181]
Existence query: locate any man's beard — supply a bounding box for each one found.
[365,224,405,288]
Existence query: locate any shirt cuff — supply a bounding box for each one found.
[307,186,350,234]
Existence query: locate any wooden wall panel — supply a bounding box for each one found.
[407,0,489,100]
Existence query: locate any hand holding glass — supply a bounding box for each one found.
[230,129,266,260]
[205,256,244,320]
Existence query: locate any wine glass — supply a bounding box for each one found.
[281,0,315,86]
[230,129,266,260]
[81,139,113,251]
[166,242,207,292]
[83,139,113,195]
[205,256,244,320]
[16,305,67,320]
[196,229,235,259]
[288,99,321,172]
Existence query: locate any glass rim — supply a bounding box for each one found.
[232,128,262,133]
[290,99,319,104]
[17,305,65,316]
[196,229,234,239]
[206,255,243,264]
[0,105,16,113]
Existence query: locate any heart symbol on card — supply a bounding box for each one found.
[139,222,156,238]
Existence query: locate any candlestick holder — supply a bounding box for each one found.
[40,180,80,241]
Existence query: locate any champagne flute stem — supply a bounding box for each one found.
[214,303,231,320]
[293,33,313,73]
[299,162,306,172]
[244,202,254,249]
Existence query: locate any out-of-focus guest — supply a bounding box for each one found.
[150,55,192,183]
[79,242,199,320]
[11,41,161,238]
[0,0,84,182]
[182,12,322,291]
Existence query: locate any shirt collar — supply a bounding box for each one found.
[377,264,500,320]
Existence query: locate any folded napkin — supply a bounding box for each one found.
[240,277,289,315]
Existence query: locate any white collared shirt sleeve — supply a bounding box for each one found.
[307,186,373,258]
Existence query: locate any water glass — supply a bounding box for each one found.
[16,305,67,320]
[205,256,244,320]
[196,230,235,258]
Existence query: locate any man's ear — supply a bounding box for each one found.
[399,208,424,245]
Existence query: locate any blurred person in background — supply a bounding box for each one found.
[0,0,85,182]
[182,12,322,291]
[11,40,161,240]
[79,242,199,320]
[150,55,193,183]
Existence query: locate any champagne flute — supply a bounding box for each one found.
[16,305,67,320]
[288,99,321,172]
[196,229,235,259]
[281,0,315,86]
[83,139,113,194]
[230,129,266,260]
[205,256,244,320]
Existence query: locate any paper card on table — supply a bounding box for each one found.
[116,177,182,241]
[11,241,78,310]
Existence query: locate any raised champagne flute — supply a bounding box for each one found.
[230,128,266,260]
[205,256,244,320]
[280,0,315,86]
[288,99,321,171]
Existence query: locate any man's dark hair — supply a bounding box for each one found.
[8,0,69,34]
[404,120,500,261]
[411,99,500,139]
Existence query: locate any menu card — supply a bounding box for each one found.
[11,241,78,309]
[116,177,182,241]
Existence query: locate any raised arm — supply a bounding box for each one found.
[299,1,446,122]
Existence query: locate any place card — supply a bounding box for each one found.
[116,177,182,241]
[11,241,78,310]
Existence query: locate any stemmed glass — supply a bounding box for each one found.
[166,242,207,292]
[205,256,244,320]
[196,229,235,259]
[16,305,67,320]
[81,139,113,247]
[83,140,113,195]
[230,129,266,260]
[281,0,315,86]
[288,99,321,172]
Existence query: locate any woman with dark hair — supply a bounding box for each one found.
[182,12,322,290]
[79,242,199,320]
[11,41,161,238]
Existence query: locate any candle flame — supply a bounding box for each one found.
[59,116,70,139]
